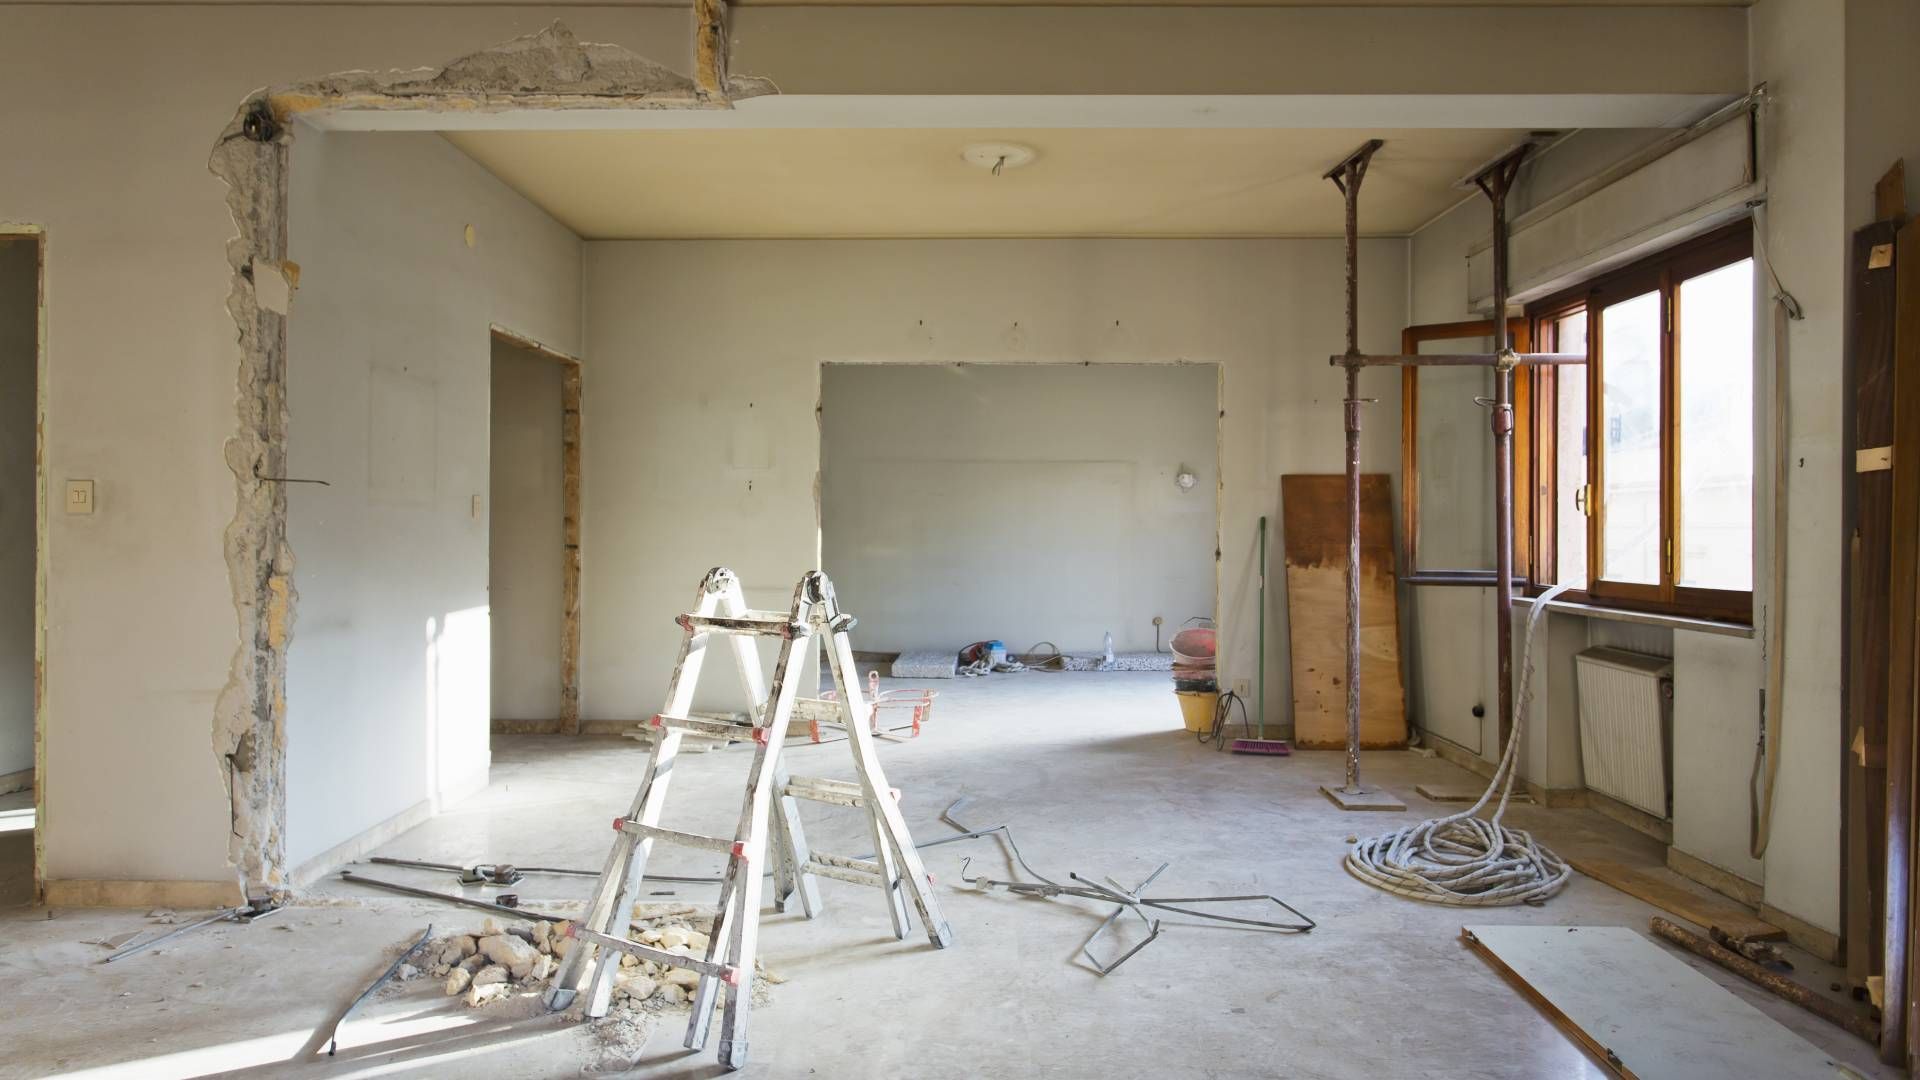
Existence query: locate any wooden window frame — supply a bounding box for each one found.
[1525,220,1755,624]
[1398,318,1532,584]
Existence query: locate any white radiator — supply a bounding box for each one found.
[1573,647,1674,819]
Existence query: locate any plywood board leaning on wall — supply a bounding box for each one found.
[1281,473,1406,749]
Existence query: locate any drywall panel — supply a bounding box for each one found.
[490,337,566,723]
[821,363,1214,655]
[284,130,581,870]
[1463,924,1837,1080]
[584,238,1405,736]
[1672,629,1766,884]
[0,238,35,780]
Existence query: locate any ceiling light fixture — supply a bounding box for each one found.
[962,142,1037,176]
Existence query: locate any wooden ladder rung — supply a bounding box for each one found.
[648,712,758,739]
[805,854,887,888]
[677,612,808,639]
[571,925,741,983]
[615,819,738,854]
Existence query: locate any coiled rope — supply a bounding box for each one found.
[1344,583,1573,906]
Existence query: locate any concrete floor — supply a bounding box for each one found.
[0,671,1894,1078]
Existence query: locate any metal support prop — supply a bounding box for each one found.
[1474,148,1530,752]
[1326,138,1382,797]
[1319,140,1569,785]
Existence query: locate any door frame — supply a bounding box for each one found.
[1,225,47,899]
[489,325,585,734]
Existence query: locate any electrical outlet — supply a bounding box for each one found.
[1233,679,1250,698]
[65,479,95,515]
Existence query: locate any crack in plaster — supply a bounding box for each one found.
[206,20,768,898]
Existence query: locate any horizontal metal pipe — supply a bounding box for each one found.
[1403,570,1530,588]
[1328,352,1586,368]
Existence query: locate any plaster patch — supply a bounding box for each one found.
[250,258,293,316]
[265,22,774,125]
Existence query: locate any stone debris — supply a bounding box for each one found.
[147,909,178,925]
[480,933,541,979]
[614,973,657,1001]
[662,967,701,990]
[471,965,509,988]
[393,909,776,1024]
[467,982,511,1008]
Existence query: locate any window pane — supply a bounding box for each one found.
[1414,345,1493,572]
[1677,258,1754,591]
[1599,291,1662,585]
[1553,312,1588,589]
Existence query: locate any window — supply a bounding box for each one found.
[1528,222,1754,622]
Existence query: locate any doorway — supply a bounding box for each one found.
[0,230,41,905]
[819,362,1219,662]
[489,327,583,734]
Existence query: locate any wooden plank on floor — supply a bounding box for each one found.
[1414,782,1530,804]
[1462,925,1842,1080]
[1281,473,1407,750]
[1566,856,1784,942]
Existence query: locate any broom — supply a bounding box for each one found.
[1230,515,1290,755]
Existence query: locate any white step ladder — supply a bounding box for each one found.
[543,567,954,1070]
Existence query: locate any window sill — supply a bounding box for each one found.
[1511,595,1755,639]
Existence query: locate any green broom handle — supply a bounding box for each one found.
[1257,515,1267,741]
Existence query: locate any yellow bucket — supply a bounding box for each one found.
[1175,690,1219,734]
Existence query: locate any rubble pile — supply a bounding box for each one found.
[395,903,771,1018]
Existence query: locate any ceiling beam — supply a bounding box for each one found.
[729,5,1746,98]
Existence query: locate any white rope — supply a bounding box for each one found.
[1344,583,1574,906]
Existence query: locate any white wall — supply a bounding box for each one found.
[1747,0,1849,936]
[489,337,566,724]
[0,237,35,782]
[0,2,685,897]
[1843,0,1920,231]
[284,130,581,870]
[584,239,1404,732]
[820,362,1216,655]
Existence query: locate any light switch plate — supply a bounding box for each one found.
[65,479,95,515]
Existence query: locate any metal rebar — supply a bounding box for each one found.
[100,901,282,964]
[338,870,569,923]
[325,924,435,1055]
